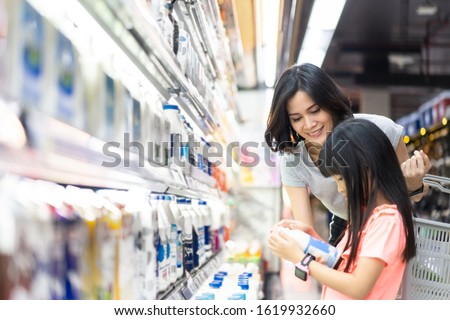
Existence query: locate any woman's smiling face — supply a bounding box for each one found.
[286,91,334,148]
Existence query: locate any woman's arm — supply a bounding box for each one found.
[284,185,314,226]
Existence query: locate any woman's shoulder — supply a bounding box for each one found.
[280,142,315,176]
[354,113,394,123]
[280,142,304,159]
[354,113,402,135]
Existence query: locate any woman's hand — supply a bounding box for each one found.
[401,150,431,191]
[270,219,325,240]
[268,229,305,264]
[271,219,313,233]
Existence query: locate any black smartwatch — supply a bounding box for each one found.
[409,183,424,197]
[294,253,315,281]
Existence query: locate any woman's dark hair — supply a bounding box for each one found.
[265,63,353,153]
[318,118,416,272]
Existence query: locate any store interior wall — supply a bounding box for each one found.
[233,89,282,273]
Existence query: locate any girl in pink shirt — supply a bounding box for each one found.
[269,118,417,299]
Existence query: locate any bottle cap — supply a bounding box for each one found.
[209,280,223,289]
[238,282,249,290]
[214,274,226,281]
[163,104,179,111]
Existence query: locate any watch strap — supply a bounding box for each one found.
[409,183,424,197]
[294,253,315,281]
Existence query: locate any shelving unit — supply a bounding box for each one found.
[0,0,239,300]
[2,0,238,196]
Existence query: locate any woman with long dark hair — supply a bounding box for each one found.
[265,63,429,244]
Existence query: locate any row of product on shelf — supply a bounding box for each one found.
[396,90,450,139]
[154,0,235,110]
[0,174,230,300]
[193,262,262,300]
[0,0,228,191]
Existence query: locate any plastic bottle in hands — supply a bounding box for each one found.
[277,227,341,268]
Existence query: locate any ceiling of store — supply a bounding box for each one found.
[277,0,450,120]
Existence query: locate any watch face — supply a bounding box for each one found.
[295,266,307,281]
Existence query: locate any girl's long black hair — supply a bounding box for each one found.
[318,118,416,272]
[265,63,353,153]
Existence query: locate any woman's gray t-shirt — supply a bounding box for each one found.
[280,113,403,220]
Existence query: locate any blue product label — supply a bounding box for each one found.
[204,225,210,245]
[181,144,189,161]
[124,89,133,133]
[197,154,204,170]
[157,240,164,263]
[183,238,194,272]
[193,229,199,267]
[64,220,82,300]
[56,33,75,121]
[176,230,183,268]
[170,133,182,159]
[166,242,170,259]
[22,2,43,105]
[105,75,115,137]
[307,237,339,268]
[132,98,141,141]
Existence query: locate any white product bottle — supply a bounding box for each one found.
[52,32,84,128]
[7,1,53,110]
[177,28,192,75]
[148,98,163,166]
[191,200,205,266]
[161,195,178,284]
[277,227,342,268]
[180,115,197,168]
[168,196,184,279]
[160,104,171,167]
[178,113,190,175]
[150,195,168,292]
[163,104,188,169]
[131,189,157,300]
[177,198,194,273]
[185,199,200,269]
[209,201,221,254]
[198,201,212,259]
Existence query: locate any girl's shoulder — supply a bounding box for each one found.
[366,204,401,228]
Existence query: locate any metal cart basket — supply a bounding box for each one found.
[401,174,450,299]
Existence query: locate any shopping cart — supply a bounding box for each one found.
[401,174,450,299]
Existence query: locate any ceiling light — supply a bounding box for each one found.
[261,0,281,87]
[297,0,346,67]
[388,53,414,69]
[416,1,438,16]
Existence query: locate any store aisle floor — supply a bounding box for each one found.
[280,259,321,300]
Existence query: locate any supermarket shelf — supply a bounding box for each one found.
[79,0,223,141]
[0,104,221,199]
[174,0,217,80]
[159,251,225,300]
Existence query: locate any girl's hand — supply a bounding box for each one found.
[268,229,304,264]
